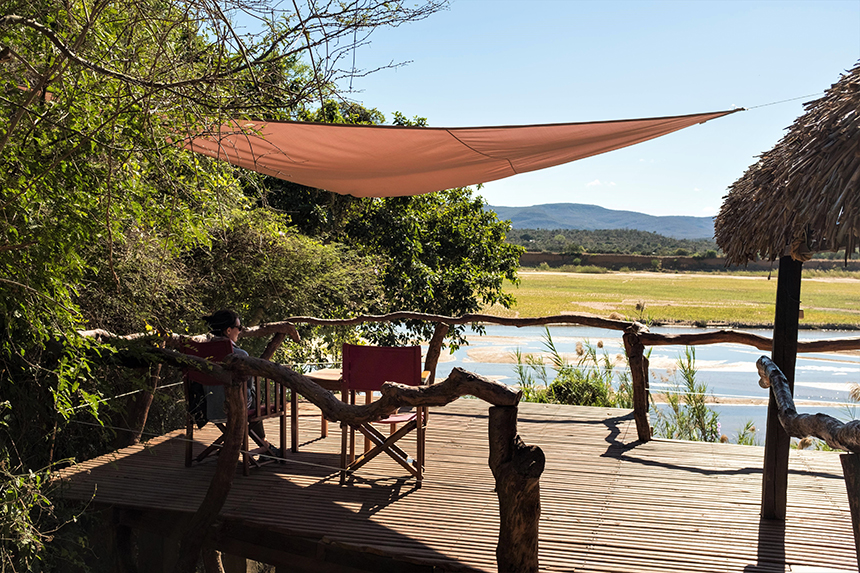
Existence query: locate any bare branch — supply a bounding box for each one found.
[758,356,860,452]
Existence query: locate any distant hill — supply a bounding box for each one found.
[488,203,714,240]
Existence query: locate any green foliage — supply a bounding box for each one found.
[651,347,720,442]
[1,0,447,566]
[258,107,522,347]
[510,228,720,256]
[515,329,632,408]
[1,461,55,570]
[735,420,759,446]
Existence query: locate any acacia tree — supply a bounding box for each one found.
[0,0,445,569]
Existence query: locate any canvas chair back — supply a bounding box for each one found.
[342,343,422,392]
[181,338,234,385]
[340,343,426,483]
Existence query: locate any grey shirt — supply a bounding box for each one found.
[205,339,251,423]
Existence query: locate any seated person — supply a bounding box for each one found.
[202,309,281,460]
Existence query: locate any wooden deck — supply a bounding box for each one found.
[57,399,856,572]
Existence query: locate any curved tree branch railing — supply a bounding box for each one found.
[757,355,860,568]
[756,356,860,453]
[80,313,860,571]
[105,342,543,573]
[84,312,860,449]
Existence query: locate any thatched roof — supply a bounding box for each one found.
[715,61,860,265]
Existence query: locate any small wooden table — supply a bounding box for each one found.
[302,368,431,449]
[305,368,343,439]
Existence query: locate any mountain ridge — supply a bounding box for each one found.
[488,203,714,240]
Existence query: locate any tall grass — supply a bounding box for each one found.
[651,347,720,442]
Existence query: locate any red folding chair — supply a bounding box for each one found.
[340,343,428,483]
[181,339,288,475]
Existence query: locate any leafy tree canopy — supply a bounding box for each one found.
[0,1,446,568]
[253,105,523,346]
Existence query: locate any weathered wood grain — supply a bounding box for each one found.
[56,400,856,572]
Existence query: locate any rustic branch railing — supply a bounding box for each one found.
[757,355,860,569]
[756,356,860,453]
[242,314,860,445]
[82,314,860,571]
[83,314,860,449]
[104,343,541,573]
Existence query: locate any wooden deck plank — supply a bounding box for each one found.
[56,399,856,572]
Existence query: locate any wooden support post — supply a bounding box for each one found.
[171,373,246,573]
[201,543,224,573]
[762,255,803,520]
[423,322,450,384]
[623,329,651,442]
[841,453,860,570]
[488,406,545,573]
[290,387,298,453]
[220,552,247,573]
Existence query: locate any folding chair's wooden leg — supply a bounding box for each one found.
[417,407,425,482]
[290,390,298,453]
[364,391,372,454]
[349,392,356,464]
[196,432,225,463]
[185,415,194,467]
[350,420,420,479]
[278,384,288,455]
[242,425,250,477]
[340,422,349,484]
[321,414,327,438]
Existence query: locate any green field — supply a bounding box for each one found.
[489,271,860,328]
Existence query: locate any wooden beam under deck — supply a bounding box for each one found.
[56,399,855,572]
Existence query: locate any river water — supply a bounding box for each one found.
[430,324,860,442]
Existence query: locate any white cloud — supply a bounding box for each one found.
[586,179,602,187]
[694,187,701,192]
[609,181,616,186]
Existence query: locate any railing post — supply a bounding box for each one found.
[623,328,651,442]
[488,406,545,573]
[762,255,803,520]
[172,372,246,573]
[841,453,860,570]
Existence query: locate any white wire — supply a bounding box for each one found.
[69,382,183,411]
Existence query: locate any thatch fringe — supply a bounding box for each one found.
[715,61,860,265]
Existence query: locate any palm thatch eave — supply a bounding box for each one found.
[715,61,860,266]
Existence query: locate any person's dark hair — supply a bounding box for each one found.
[202,309,241,336]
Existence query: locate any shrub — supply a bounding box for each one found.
[514,329,631,407]
[735,420,759,446]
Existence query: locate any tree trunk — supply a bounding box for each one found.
[841,453,860,571]
[488,406,545,573]
[423,322,450,383]
[171,374,246,573]
[113,363,162,449]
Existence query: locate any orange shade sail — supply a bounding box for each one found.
[186,109,740,197]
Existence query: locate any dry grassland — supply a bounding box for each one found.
[487,271,860,327]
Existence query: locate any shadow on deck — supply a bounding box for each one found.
[56,399,855,572]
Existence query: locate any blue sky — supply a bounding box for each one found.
[330,0,860,216]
